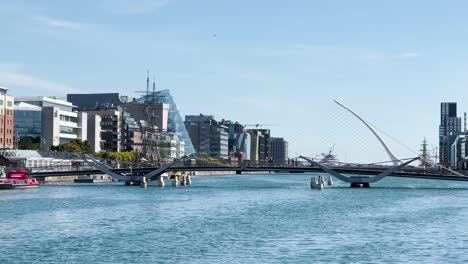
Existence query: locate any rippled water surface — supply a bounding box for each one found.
[1,174,468,263]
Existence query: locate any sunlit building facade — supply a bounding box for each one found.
[0,87,14,149]
[14,97,87,150]
[185,114,228,159]
[271,137,288,162]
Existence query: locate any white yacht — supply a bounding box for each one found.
[320,147,339,166]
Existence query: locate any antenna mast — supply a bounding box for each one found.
[146,69,150,103]
[464,112,467,132]
[152,75,156,105]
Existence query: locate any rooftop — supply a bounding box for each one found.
[14,102,42,111]
[15,96,73,107]
[0,86,8,95]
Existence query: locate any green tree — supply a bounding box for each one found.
[96,151,137,162]
[18,136,41,150]
[50,139,94,154]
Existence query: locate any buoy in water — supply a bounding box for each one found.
[327,176,333,186]
[158,176,165,187]
[318,176,325,190]
[181,175,187,186]
[319,176,325,185]
[310,177,318,189]
[172,176,179,187]
[186,174,192,186]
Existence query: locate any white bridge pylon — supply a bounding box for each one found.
[334,99,401,166]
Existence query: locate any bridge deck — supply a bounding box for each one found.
[29,166,468,182]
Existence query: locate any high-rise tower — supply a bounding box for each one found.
[439,102,461,165]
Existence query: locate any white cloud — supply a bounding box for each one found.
[104,0,170,15]
[34,16,91,31]
[0,64,76,95]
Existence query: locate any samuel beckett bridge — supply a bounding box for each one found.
[29,100,468,188]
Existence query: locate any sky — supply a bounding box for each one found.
[1,0,468,163]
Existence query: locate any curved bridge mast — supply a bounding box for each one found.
[334,99,400,166]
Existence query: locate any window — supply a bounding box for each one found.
[7,101,12,107]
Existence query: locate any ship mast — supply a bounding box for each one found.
[419,137,431,168]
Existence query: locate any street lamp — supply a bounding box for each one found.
[42,139,46,152]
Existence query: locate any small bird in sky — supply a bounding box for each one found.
[212,34,216,37]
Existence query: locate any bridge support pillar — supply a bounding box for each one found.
[125,181,141,186]
[350,182,370,188]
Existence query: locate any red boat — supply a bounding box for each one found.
[0,170,39,189]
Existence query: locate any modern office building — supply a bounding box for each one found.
[83,107,144,153]
[41,107,87,150]
[14,102,41,143]
[68,89,194,155]
[137,89,195,155]
[84,107,123,152]
[439,102,462,166]
[86,114,102,152]
[121,112,142,152]
[246,129,271,162]
[271,137,288,163]
[218,120,245,152]
[185,114,229,159]
[448,131,468,170]
[234,131,251,161]
[0,87,14,149]
[218,120,251,161]
[121,103,169,131]
[258,129,271,161]
[14,97,87,150]
[152,132,185,160]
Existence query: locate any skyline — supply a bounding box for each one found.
[2,0,468,163]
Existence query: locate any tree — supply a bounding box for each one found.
[97,151,137,162]
[18,136,41,150]
[50,139,94,154]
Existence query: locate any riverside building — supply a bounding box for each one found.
[439,102,462,166]
[0,87,15,149]
[246,129,271,162]
[271,137,289,163]
[185,114,229,159]
[68,89,194,156]
[14,97,87,150]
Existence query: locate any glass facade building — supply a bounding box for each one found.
[136,89,195,155]
[271,137,289,162]
[184,114,229,159]
[14,98,87,150]
[439,102,462,165]
[14,103,42,141]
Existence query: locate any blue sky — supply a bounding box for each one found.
[1,0,468,163]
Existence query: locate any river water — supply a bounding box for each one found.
[1,173,468,263]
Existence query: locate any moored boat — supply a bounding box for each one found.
[0,170,39,189]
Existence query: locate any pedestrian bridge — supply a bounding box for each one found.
[28,154,468,187]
